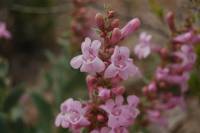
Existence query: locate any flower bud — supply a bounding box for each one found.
[112,86,125,96]
[98,88,111,100]
[121,18,140,39]
[148,82,157,92]
[86,75,97,95]
[111,19,120,28]
[110,28,122,44]
[97,114,106,122]
[95,13,105,30]
[165,11,175,32]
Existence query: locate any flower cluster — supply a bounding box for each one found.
[55,10,141,132]
[140,12,200,127]
[55,9,200,132]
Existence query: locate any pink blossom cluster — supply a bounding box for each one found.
[140,12,200,127]
[55,10,200,132]
[55,11,141,132]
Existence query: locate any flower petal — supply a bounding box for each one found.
[70,55,83,69]
[104,64,118,78]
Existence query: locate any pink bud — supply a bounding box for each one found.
[148,82,157,92]
[112,86,125,96]
[95,13,104,30]
[98,88,111,100]
[121,18,140,39]
[110,28,122,44]
[165,11,175,32]
[111,19,120,28]
[97,114,105,122]
[86,75,97,96]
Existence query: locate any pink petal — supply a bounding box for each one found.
[91,40,101,51]
[104,64,118,78]
[115,95,124,105]
[81,37,91,54]
[127,95,139,107]
[92,57,105,73]
[70,55,83,69]
[118,46,130,59]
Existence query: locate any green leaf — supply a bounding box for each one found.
[31,93,53,133]
[3,88,24,112]
[0,113,9,133]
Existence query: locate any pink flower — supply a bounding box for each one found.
[98,88,111,100]
[104,46,139,80]
[174,45,196,71]
[156,96,186,110]
[173,31,200,45]
[100,95,139,130]
[55,98,90,128]
[134,32,152,59]
[70,37,105,74]
[0,22,11,39]
[121,18,140,39]
[147,110,167,126]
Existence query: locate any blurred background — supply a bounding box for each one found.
[0,0,200,133]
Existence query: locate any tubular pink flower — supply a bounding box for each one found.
[0,22,11,39]
[173,31,200,45]
[104,46,139,80]
[121,18,140,39]
[134,32,152,59]
[147,110,167,126]
[174,45,196,71]
[70,37,105,74]
[100,95,139,130]
[55,98,90,129]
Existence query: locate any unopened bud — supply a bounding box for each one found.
[166,11,175,32]
[97,114,105,122]
[86,75,97,95]
[111,19,120,28]
[112,86,125,95]
[110,28,122,44]
[95,13,105,30]
[121,18,140,39]
[160,48,168,59]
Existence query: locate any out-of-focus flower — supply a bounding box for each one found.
[147,110,167,126]
[165,11,175,32]
[104,46,139,80]
[121,18,140,39]
[70,37,105,74]
[134,32,152,59]
[174,45,196,71]
[0,22,11,39]
[55,98,90,128]
[156,96,185,110]
[173,31,200,45]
